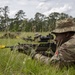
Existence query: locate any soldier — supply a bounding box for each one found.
[30,18,75,68]
[2,18,74,68]
[34,33,41,41]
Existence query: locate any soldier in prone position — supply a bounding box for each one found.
[30,18,75,68]
[1,18,75,68]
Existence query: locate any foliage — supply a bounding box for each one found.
[0,32,75,75]
[0,6,73,32]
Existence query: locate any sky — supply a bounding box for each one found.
[0,0,75,19]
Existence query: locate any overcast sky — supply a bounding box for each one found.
[0,0,75,19]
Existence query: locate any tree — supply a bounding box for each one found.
[15,10,25,20]
[47,12,60,31]
[13,10,26,31]
[0,7,3,31]
[59,13,72,20]
[34,12,46,32]
[2,6,9,31]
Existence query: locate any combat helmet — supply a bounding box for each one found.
[52,18,75,33]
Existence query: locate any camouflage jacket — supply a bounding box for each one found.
[33,34,75,65]
[51,34,75,63]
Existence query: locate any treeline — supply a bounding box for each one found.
[0,6,75,32]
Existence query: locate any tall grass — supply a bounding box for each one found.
[0,32,75,75]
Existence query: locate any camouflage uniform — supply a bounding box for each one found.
[32,18,75,67]
[50,35,75,67]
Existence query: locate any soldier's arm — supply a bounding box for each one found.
[32,53,51,64]
[50,39,75,67]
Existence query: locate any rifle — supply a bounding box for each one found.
[0,40,56,57]
[0,43,39,56]
[0,32,56,57]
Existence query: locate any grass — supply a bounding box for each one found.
[0,32,75,75]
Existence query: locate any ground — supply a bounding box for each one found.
[0,32,75,75]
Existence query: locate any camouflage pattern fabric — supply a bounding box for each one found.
[52,18,75,33]
[50,34,75,67]
[32,18,75,68]
[33,53,51,65]
[32,34,75,68]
